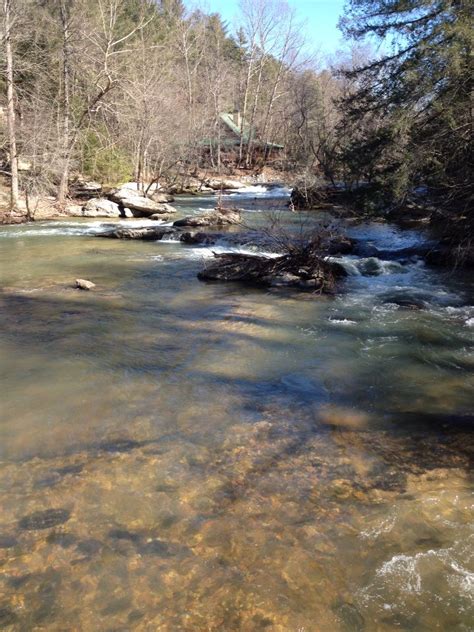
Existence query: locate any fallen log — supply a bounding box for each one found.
[198,250,346,293]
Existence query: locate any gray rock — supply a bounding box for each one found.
[149,213,173,221]
[75,279,96,290]
[173,209,240,228]
[206,178,243,190]
[108,190,177,216]
[151,192,175,203]
[98,227,175,241]
[179,231,222,245]
[82,198,121,217]
[78,180,102,192]
[73,180,102,198]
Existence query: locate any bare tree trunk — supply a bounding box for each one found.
[3,0,19,211]
[238,51,254,166]
[245,55,265,167]
[57,0,72,207]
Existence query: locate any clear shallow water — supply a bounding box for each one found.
[0,192,473,631]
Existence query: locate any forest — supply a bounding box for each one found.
[1,1,472,237]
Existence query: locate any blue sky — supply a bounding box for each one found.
[197,0,347,56]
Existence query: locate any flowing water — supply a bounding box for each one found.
[0,189,473,631]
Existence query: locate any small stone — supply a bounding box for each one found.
[75,279,95,290]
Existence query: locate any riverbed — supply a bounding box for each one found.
[0,189,472,631]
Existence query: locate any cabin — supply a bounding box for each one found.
[200,111,284,167]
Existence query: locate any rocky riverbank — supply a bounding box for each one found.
[0,172,273,224]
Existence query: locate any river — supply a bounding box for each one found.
[0,188,472,631]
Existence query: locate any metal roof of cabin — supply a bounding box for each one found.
[218,112,284,149]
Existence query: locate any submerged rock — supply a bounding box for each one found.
[0,605,18,626]
[332,601,365,632]
[98,438,141,452]
[75,279,95,290]
[76,539,103,556]
[173,208,240,228]
[383,297,426,310]
[0,535,18,548]
[380,290,428,310]
[46,532,77,547]
[137,539,177,557]
[108,528,141,543]
[98,227,175,241]
[19,508,71,530]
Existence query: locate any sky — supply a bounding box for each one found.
[198,0,347,57]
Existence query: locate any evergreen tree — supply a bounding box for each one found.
[339,0,473,212]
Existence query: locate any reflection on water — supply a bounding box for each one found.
[0,196,473,630]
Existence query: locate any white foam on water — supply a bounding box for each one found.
[328,318,358,326]
[333,256,408,277]
[377,553,423,593]
[226,185,291,198]
[234,185,269,194]
[360,514,397,540]
[0,218,174,238]
[360,540,474,609]
[184,244,281,260]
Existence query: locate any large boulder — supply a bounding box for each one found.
[179,230,273,249]
[108,189,176,217]
[80,198,123,218]
[167,177,214,194]
[206,178,243,191]
[67,198,134,218]
[179,231,223,245]
[173,208,241,228]
[98,227,176,241]
[73,180,102,198]
[151,192,175,203]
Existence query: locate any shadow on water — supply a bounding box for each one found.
[0,245,473,630]
[0,278,472,453]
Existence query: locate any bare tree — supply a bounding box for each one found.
[54,0,154,206]
[2,0,19,210]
